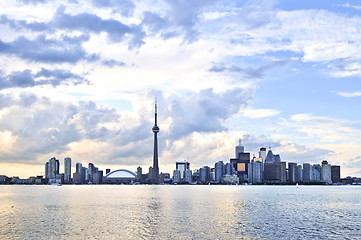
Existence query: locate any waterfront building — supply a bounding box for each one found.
[45,162,49,180]
[297,165,303,182]
[55,159,60,175]
[215,161,224,183]
[93,170,103,184]
[64,157,71,183]
[263,162,286,184]
[76,162,82,174]
[312,164,321,182]
[184,169,192,184]
[200,166,210,184]
[312,165,321,182]
[160,173,171,183]
[176,161,190,180]
[331,165,341,183]
[222,174,239,184]
[288,162,297,184]
[225,162,234,175]
[173,170,181,183]
[137,166,142,182]
[248,160,262,184]
[321,160,332,184]
[82,166,87,183]
[88,163,95,183]
[237,152,250,183]
[303,163,312,182]
[48,157,57,179]
[73,172,81,184]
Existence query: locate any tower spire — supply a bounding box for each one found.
[152,98,160,184]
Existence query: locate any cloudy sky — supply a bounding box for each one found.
[0,0,361,178]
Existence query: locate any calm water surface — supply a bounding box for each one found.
[0,185,360,239]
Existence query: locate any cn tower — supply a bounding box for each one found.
[152,100,160,184]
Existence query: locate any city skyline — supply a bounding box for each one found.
[0,0,361,178]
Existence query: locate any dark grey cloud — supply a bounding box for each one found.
[0,68,88,90]
[0,35,88,63]
[209,59,290,79]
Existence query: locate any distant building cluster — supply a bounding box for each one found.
[163,139,344,185]
[163,140,345,185]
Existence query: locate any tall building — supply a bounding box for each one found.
[88,163,95,183]
[48,157,57,180]
[259,147,267,161]
[288,162,297,184]
[235,139,245,158]
[303,163,312,182]
[45,162,49,180]
[321,160,332,184]
[215,161,224,183]
[263,162,286,184]
[137,166,142,182]
[176,161,190,180]
[173,170,181,183]
[64,157,71,183]
[265,148,281,163]
[151,101,160,184]
[248,160,262,184]
[76,162,82,174]
[237,152,250,182]
[225,162,234,175]
[331,165,341,183]
[297,165,303,182]
[184,169,192,184]
[200,166,210,184]
[313,164,322,182]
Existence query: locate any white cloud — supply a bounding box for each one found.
[241,108,280,118]
[333,91,361,98]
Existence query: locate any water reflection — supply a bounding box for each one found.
[1,185,361,239]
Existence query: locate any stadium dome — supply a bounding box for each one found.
[103,169,137,184]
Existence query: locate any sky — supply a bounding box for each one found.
[0,0,361,178]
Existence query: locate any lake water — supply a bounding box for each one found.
[0,185,360,239]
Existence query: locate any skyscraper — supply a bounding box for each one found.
[321,160,332,184]
[215,161,224,183]
[259,147,267,161]
[176,161,190,180]
[288,162,297,184]
[64,157,71,183]
[152,100,160,184]
[331,165,341,183]
[235,139,245,158]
